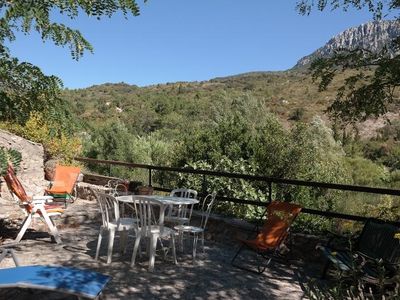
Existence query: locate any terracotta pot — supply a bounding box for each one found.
[44,159,58,181]
[137,186,153,195]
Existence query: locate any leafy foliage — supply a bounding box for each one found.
[83,121,174,182]
[0,0,145,126]
[173,112,352,228]
[305,254,400,299]
[69,72,400,232]
[0,112,82,164]
[0,0,144,162]
[0,147,21,176]
[297,0,399,19]
[178,158,266,219]
[0,0,143,60]
[0,50,63,124]
[311,46,400,123]
[297,1,400,123]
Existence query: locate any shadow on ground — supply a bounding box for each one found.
[0,200,315,299]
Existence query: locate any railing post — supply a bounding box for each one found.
[201,174,207,196]
[268,182,272,203]
[108,164,112,177]
[160,170,164,188]
[148,168,152,187]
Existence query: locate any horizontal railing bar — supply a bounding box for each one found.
[154,186,400,226]
[302,208,400,226]
[152,186,266,206]
[153,186,400,226]
[76,157,400,196]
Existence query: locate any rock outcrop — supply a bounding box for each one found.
[0,130,47,199]
[294,20,400,68]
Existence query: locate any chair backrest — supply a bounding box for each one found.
[357,219,400,264]
[135,197,166,237]
[170,188,198,199]
[3,164,33,212]
[168,188,198,221]
[93,192,120,228]
[254,201,302,249]
[199,192,217,230]
[104,179,128,197]
[51,165,81,193]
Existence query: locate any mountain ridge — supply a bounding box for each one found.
[294,19,400,68]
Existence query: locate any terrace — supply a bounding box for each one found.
[0,199,311,299]
[0,158,399,299]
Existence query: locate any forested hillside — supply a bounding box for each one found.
[62,69,400,229]
[64,70,356,134]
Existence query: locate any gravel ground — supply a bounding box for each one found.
[0,199,308,299]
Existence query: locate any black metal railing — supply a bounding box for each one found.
[75,157,400,226]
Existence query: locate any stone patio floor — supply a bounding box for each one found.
[0,199,313,299]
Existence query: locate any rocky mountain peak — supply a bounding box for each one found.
[294,20,400,68]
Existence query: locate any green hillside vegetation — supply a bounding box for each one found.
[62,69,400,231]
[65,70,343,134]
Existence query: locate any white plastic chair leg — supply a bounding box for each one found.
[0,248,20,266]
[95,228,104,260]
[201,231,205,254]
[159,239,168,260]
[9,249,20,266]
[107,229,116,264]
[193,233,198,262]
[15,214,32,243]
[131,233,141,267]
[171,234,177,265]
[41,210,62,244]
[179,231,184,252]
[149,235,158,271]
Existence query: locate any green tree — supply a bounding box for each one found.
[0,1,144,161]
[297,0,400,123]
[84,122,174,181]
[0,0,143,124]
[0,1,142,60]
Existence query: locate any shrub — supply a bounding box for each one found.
[0,112,82,164]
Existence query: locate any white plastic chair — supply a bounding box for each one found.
[94,192,137,264]
[3,167,63,244]
[165,188,198,226]
[174,192,217,262]
[131,197,177,271]
[104,179,129,197]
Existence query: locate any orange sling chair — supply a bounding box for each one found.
[45,165,81,204]
[231,201,302,274]
[3,164,64,244]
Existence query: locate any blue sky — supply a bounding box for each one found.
[8,1,376,89]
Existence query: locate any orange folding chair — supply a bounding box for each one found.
[231,201,302,274]
[3,164,64,244]
[45,165,81,204]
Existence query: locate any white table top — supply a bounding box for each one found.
[116,194,199,205]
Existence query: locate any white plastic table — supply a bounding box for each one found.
[117,195,199,206]
[117,194,199,267]
[116,194,199,227]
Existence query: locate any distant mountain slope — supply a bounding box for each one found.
[294,20,400,68]
[64,20,400,139]
[63,71,329,133]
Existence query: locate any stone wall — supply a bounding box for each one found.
[0,130,47,198]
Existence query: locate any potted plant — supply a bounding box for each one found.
[0,147,22,176]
